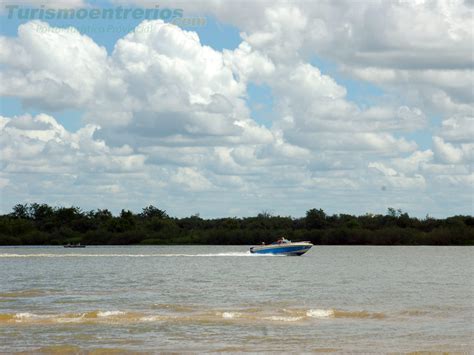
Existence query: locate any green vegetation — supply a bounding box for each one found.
[0,204,472,245]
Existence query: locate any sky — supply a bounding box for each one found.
[0,0,472,218]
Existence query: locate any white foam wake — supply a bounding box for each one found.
[306,309,335,318]
[13,312,55,321]
[140,315,163,322]
[221,312,242,319]
[14,312,38,319]
[265,316,304,322]
[97,310,124,317]
[0,252,253,258]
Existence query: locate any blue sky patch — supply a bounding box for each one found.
[246,83,274,128]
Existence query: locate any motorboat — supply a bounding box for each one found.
[64,244,86,248]
[250,238,312,256]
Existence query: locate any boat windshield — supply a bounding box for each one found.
[272,238,291,244]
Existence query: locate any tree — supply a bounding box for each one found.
[387,207,398,217]
[94,209,112,221]
[54,206,83,223]
[30,203,54,221]
[11,204,30,219]
[257,210,273,219]
[305,208,327,229]
[140,205,168,219]
[107,210,136,233]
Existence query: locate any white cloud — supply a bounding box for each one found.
[0,0,472,217]
[175,0,473,118]
[223,41,275,83]
[0,114,146,174]
[433,136,465,164]
[368,162,398,177]
[171,167,214,191]
[0,21,111,110]
[438,116,474,143]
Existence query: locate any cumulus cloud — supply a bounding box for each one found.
[0,21,111,110]
[177,0,473,117]
[438,116,474,143]
[0,114,146,174]
[432,136,471,164]
[0,0,472,217]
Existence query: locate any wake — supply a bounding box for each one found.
[0,252,257,258]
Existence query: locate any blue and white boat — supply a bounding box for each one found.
[250,238,313,256]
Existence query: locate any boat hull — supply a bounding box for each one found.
[250,242,312,256]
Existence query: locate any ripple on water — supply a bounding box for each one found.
[0,307,394,326]
[0,289,55,298]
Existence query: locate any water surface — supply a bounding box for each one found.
[0,246,472,353]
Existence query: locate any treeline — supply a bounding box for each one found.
[0,204,472,246]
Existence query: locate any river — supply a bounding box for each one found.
[0,245,472,352]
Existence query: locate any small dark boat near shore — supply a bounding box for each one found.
[63,244,86,248]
